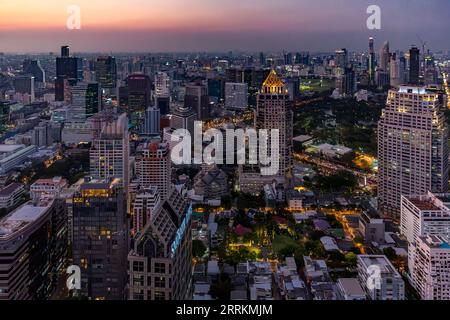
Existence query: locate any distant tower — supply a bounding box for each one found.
[368,37,376,86]
[409,46,421,85]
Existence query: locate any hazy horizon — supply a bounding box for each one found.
[1,0,450,53]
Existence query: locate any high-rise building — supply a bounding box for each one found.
[410,235,450,300]
[72,178,128,300]
[71,82,102,119]
[90,113,130,194]
[55,46,83,101]
[184,82,210,120]
[14,75,35,97]
[23,60,45,85]
[335,48,348,69]
[135,141,171,201]
[125,73,152,113]
[32,121,53,147]
[95,56,117,89]
[128,188,192,300]
[0,199,67,300]
[132,186,161,235]
[143,106,160,136]
[409,46,420,85]
[368,37,376,87]
[390,53,401,87]
[378,86,449,219]
[256,70,293,181]
[207,77,225,100]
[379,41,390,72]
[171,104,196,135]
[225,82,248,110]
[154,72,171,99]
[401,192,450,245]
[335,66,356,96]
[357,255,405,300]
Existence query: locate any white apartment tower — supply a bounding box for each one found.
[378,86,449,219]
[410,235,450,300]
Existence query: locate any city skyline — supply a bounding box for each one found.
[1,0,450,53]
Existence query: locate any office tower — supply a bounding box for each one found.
[126,73,152,113]
[184,82,210,120]
[424,55,438,85]
[390,53,401,87]
[259,52,265,66]
[399,56,408,84]
[72,178,128,300]
[409,46,420,85]
[135,141,171,201]
[61,45,70,57]
[155,72,171,99]
[23,60,45,85]
[95,56,117,89]
[32,121,53,147]
[71,82,102,118]
[401,192,450,245]
[284,77,301,101]
[128,188,192,300]
[335,67,356,96]
[357,255,405,300]
[55,46,83,101]
[207,77,225,100]
[225,68,243,83]
[132,186,161,234]
[225,82,248,110]
[378,86,449,219]
[410,235,450,300]
[90,113,130,194]
[143,106,160,136]
[171,104,197,135]
[379,41,390,72]
[284,52,293,65]
[368,37,376,86]
[155,96,170,116]
[335,48,348,69]
[14,75,35,97]
[256,70,293,181]
[0,199,67,300]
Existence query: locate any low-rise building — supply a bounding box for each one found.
[0,183,25,210]
[357,255,405,300]
[336,278,366,300]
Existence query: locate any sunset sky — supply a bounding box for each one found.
[1,0,449,52]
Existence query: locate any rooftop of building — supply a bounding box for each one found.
[337,278,365,297]
[0,144,24,154]
[0,200,52,239]
[357,255,400,275]
[420,235,450,249]
[0,182,24,197]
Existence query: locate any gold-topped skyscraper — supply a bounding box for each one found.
[256,69,293,184]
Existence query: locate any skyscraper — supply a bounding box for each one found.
[335,48,348,69]
[225,82,248,110]
[368,37,376,87]
[128,188,192,300]
[95,56,117,89]
[125,73,152,113]
[0,199,67,300]
[379,41,390,72]
[378,86,449,219]
[90,113,130,194]
[135,141,171,201]
[55,46,83,101]
[71,82,102,119]
[409,46,420,85]
[72,178,128,300]
[143,106,160,136]
[255,70,293,182]
[184,82,210,120]
[171,104,197,135]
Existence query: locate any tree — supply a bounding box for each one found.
[192,240,207,259]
